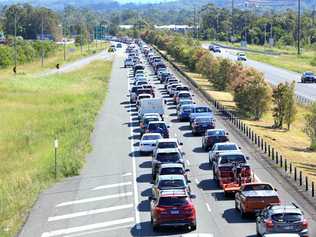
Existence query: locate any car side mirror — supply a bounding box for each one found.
[164,100,167,104]
[239,146,242,149]
[185,169,190,172]
[246,156,250,160]
[190,193,196,199]
[179,142,183,146]
[226,132,229,135]
[274,188,278,192]
[167,125,170,128]
[187,180,191,183]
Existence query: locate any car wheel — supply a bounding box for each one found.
[235,200,239,210]
[209,159,213,168]
[240,206,246,218]
[256,224,261,237]
[190,223,197,231]
[153,223,159,232]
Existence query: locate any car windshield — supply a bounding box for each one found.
[220,155,246,164]
[139,95,150,100]
[142,135,161,141]
[158,142,178,149]
[158,179,185,189]
[208,130,225,136]
[179,93,191,98]
[181,100,192,105]
[271,213,302,223]
[194,107,211,113]
[160,167,184,175]
[305,72,314,76]
[243,184,273,191]
[137,81,147,85]
[156,153,181,162]
[217,144,237,151]
[158,197,189,206]
[144,117,159,125]
[149,123,167,130]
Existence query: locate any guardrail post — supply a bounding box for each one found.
[280,155,283,167]
[255,134,257,144]
[306,176,309,191]
[276,151,279,164]
[261,138,264,150]
[290,163,292,174]
[243,124,246,134]
[299,171,302,186]
[264,142,267,153]
[312,182,315,197]
[285,159,287,172]
[272,148,275,160]
[257,136,260,147]
[294,167,297,181]
[251,131,254,142]
[268,145,271,157]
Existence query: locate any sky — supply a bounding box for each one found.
[118,0,174,3]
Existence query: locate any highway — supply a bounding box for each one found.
[201,43,316,102]
[18,45,316,237]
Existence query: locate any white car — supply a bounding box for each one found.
[139,133,163,155]
[237,52,247,61]
[153,138,184,157]
[208,142,241,167]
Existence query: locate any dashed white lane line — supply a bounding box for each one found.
[206,203,212,213]
[92,182,132,191]
[41,217,134,237]
[56,192,133,207]
[48,204,133,222]
[122,172,132,177]
[186,160,190,166]
[254,173,262,182]
[63,224,133,237]
[195,178,199,184]
[127,69,141,231]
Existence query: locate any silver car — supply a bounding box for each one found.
[256,204,308,237]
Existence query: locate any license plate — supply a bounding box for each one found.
[283,226,294,230]
[170,210,179,215]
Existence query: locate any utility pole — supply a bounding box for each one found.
[41,13,44,67]
[231,0,235,41]
[193,6,197,38]
[80,25,83,55]
[63,12,66,61]
[264,23,267,45]
[297,0,301,55]
[14,13,17,74]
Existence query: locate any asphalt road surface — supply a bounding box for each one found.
[202,43,316,102]
[18,45,316,237]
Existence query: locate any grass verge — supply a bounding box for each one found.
[0,41,108,80]
[0,60,112,237]
[160,49,316,184]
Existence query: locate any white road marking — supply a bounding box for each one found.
[41,217,134,237]
[254,173,262,182]
[92,181,132,191]
[195,178,199,184]
[186,160,190,166]
[56,192,132,207]
[63,224,133,237]
[182,234,214,237]
[122,172,132,177]
[48,204,133,222]
[127,70,141,230]
[206,203,211,213]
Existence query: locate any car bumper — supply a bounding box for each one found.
[156,217,196,226]
[264,229,308,237]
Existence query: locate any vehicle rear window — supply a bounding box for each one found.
[157,142,178,149]
[194,107,211,113]
[271,213,302,223]
[243,184,273,191]
[179,93,191,98]
[158,179,185,189]
[158,197,189,206]
[220,155,246,164]
[149,123,167,130]
[160,167,184,175]
[144,117,159,125]
[143,135,161,141]
[208,130,225,136]
[217,144,237,150]
[196,117,212,123]
[156,153,181,162]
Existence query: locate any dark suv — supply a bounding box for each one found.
[146,121,170,138]
[201,129,229,151]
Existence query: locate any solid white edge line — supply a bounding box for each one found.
[206,203,211,213]
[56,192,132,207]
[128,69,141,231]
[63,224,133,237]
[92,181,132,191]
[122,172,132,177]
[186,160,190,166]
[41,217,134,237]
[48,204,133,222]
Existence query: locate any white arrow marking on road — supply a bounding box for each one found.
[56,192,132,207]
[92,181,132,191]
[48,204,133,221]
[41,217,134,237]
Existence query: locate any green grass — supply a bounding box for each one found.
[0,60,112,237]
[0,41,109,80]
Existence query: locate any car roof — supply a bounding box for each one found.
[214,142,237,146]
[178,91,191,95]
[158,174,185,180]
[268,205,302,215]
[148,121,166,125]
[156,148,180,153]
[207,128,225,132]
[160,163,184,168]
[142,133,162,137]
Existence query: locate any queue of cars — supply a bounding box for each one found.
[125,41,309,236]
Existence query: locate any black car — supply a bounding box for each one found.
[301,71,316,83]
[201,129,229,151]
[192,116,215,136]
[133,64,145,76]
[147,121,170,138]
[154,63,166,75]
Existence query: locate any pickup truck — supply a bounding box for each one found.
[235,183,280,218]
[189,105,213,126]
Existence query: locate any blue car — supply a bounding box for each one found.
[178,104,193,122]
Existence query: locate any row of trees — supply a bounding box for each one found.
[142,30,316,149]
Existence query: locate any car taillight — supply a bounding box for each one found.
[302,219,308,228]
[265,219,274,229]
[155,206,167,215]
[183,204,194,214]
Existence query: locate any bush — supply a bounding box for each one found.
[0,45,13,68]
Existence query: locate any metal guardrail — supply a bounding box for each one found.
[153,45,316,209]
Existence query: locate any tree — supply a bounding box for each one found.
[284,81,296,130]
[272,83,288,128]
[304,103,316,150]
[213,58,233,91]
[234,73,271,120]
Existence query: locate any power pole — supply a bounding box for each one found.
[14,13,17,74]
[231,0,235,41]
[297,0,301,55]
[264,23,267,45]
[41,13,44,67]
[194,6,197,38]
[80,25,83,55]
